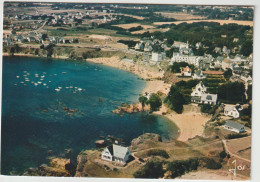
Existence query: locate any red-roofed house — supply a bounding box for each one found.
[181,66,192,77]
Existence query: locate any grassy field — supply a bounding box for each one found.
[113,23,155,29]
[111,13,145,20]
[225,136,251,160]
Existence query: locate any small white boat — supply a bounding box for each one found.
[38,82,42,84]
[58,87,62,89]
[43,83,47,86]
[49,81,52,83]
[78,88,82,91]
[16,76,20,78]
[34,83,38,86]
[62,72,67,74]
[55,88,60,92]
[20,82,24,84]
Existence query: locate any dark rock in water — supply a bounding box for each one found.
[108,135,116,140]
[95,140,107,148]
[106,139,113,144]
[65,148,72,154]
[99,136,105,139]
[47,150,53,155]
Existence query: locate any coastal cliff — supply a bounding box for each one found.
[72,133,240,179]
[23,158,75,177]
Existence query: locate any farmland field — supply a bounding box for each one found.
[155,12,206,20]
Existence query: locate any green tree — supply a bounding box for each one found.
[247,85,252,101]
[218,81,246,104]
[167,158,199,178]
[139,96,148,110]
[166,86,185,113]
[240,39,253,56]
[8,47,15,56]
[148,94,162,111]
[133,161,164,178]
[223,68,233,80]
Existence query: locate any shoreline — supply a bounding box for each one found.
[85,57,210,141]
[3,54,210,141]
[153,104,211,141]
[2,52,70,60]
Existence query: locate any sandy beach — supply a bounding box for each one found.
[153,104,210,141]
[86,56,164,80]
[165,111,210,141]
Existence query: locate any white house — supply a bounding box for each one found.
[181,66,192,77]
[223,121,246,133]
[201,93,218,105]
[101,144,131,164]
[151,52,166,62]
[241,74,252,85]
[191,81,207,97]
[193,70,206,80]
[224,104,243,118]
[221,58,233,70]
[171,53,199,67]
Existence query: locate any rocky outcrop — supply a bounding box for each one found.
[112,103,149,114]
[23,158,75,177]
[75,151,88,177]
[95,140,107,148]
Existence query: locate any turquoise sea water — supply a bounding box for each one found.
[1,56,179,175]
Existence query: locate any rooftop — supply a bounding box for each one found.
[225,120,245,130]
[107,144,129,159]
[203,70,224,75]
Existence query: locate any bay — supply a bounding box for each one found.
[1,56,179,175]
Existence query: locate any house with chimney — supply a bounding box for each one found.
[101,144,131,164]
